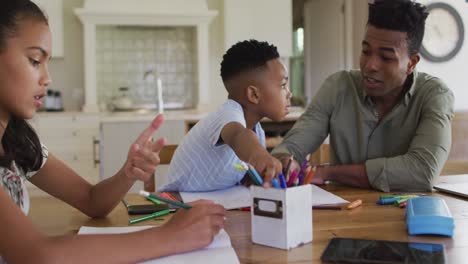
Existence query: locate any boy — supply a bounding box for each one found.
[160,39,291,191]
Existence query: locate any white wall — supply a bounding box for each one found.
[223,0,293,57]
[47,0,226,112]
[45,0,292,112]
[46,0,85,111]
[417,0,468,111]
[206,0,228,111]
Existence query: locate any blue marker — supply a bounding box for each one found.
[279,173,287,188]
[376,197,401,205]
[248,164,264,185]
[271,178,280,189]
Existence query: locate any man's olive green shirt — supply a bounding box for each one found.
[273,70,454,192]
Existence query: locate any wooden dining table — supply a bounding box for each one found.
[28,180,468,263]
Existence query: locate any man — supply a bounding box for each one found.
[272,0,454,192]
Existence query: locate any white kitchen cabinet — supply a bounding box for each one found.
[100,119,186,193]
[32,0,64,57]
[27,113,100,197]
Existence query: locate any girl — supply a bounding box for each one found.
[0,1,226,263]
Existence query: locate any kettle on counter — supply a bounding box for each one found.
[111,87,134,110]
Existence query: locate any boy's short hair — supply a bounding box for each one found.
[368,0,428,55]
[220,39,279,83]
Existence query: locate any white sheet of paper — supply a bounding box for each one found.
[434,174,468,199]
[78,226,239,264]
[179,184,348,209]
[180,185,251,210]
[310,184,348,205]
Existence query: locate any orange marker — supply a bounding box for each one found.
[303,166,316,184]
[346,199,362,210]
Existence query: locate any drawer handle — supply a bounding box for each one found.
[93,137,100,168]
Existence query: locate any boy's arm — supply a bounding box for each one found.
[221,122,282,186]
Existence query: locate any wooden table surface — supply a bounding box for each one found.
[28,183,468,263]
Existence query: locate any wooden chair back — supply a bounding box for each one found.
[144,144,178,192]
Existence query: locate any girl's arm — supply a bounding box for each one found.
[0,189,226,264]
[29,114,166,218]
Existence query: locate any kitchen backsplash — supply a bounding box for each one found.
[96,25,196,110]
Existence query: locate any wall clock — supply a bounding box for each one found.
[420,2,464,62]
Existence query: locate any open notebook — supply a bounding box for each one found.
[180,184,348,210]
[434,175,468,199]
[78,226,239,264]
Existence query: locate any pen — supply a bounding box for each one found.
[233,164,247,171]
[303,166,315,184]
[271,178,280,188]
[161,192,179,202]
[346,199,363,210]
[394,197,417,206]
[146,196,161,204]
[313,204,342,210]
[287,170,298,187]
[236,163,261,185]
[248,164,264,185]
[129,209,171,224]
[376,197,402,205]
[298,174,304,185]
[379,194,419,199]
[139,191,192,209]
[298,160,308,175]
[279,173,287,188]
[284,156,293,177]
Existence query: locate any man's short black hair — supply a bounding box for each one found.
[220,39,279,83]
[368,0,428,55]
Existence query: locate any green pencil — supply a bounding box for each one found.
[139,191,192,209]
[129,209,171,224]
[146,196,161,204]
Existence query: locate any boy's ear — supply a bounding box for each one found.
[246,85,260,104]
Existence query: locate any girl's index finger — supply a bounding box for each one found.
[135,114,165,146]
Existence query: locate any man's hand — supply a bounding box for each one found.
[279,156,300,177]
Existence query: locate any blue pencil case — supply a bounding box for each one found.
[406,196,454,237]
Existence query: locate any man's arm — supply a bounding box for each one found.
[271,72,343,165]
[312,164,370,188]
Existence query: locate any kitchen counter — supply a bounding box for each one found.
[99,106,305,123]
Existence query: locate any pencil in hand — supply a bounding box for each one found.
[129,209,171,224]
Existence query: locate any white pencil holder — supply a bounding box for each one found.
[250,184,313,250]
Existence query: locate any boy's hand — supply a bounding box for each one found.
[248,151,283,187]
[122,114,167,183]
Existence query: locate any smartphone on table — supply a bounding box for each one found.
[321,237,446,264]
[122,200,176,215]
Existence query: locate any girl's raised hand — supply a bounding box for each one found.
[122,114,166,183]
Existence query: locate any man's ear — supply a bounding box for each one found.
[246,85,260,104]
[406,53,420,75]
